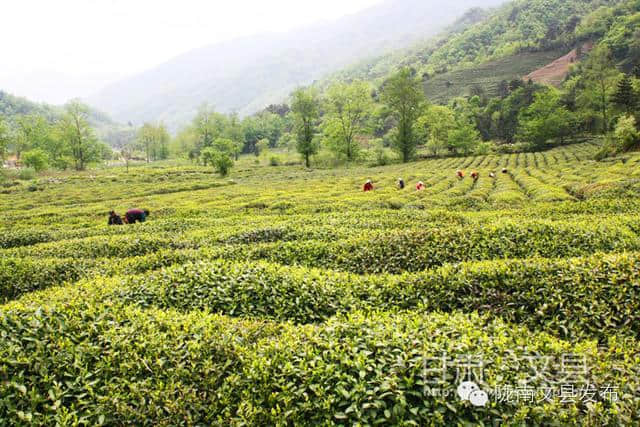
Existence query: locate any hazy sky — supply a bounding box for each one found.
[1,0,383,104]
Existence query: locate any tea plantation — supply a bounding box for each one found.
[2,142,640,425]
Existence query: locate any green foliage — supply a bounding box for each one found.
[614,114,640,151]
[291,88,320,168]
[612,74,638,114]
[21,149,49,172]
[381,68,427,162]
[201,138,236,176]
[0,118,10,160]
[518,88,574,148]
[137,122,170,162]
[447,112,481,155]
[323,81,373,161]
[56,101,103,171]
[254,138,269,157]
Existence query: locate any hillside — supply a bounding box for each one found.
[86,0,506,130]
[0,89,131,147]
[324,0,634,103]
[423,49,566,102]
[3,143,640,423]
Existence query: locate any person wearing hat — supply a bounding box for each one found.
[363,180,374,192]
[398,178,405,190]
[416,181,426,191]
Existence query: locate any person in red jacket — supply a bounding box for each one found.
[416,181,426,191]
[125,208,150,224]
[363,180,374,192]
[471,171,479,181]
[457,170,465,180]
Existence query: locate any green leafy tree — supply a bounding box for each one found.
[202,138,235,176]
[0,118,10,161]
[22,148,49,172]
[518,88,574,148]
[137,123,170,162]
[291,88,320,168]
[255,138,269,157]
[57,101,102,171]
[381,68,427,162]
[416,105,455,156]
[14,114,50,161]
[226,113,245,160]
[579,46,620,134]
[614,114,639,152]
[447,114,480,155]
[193,104,228,153]
[612,74,637,114]
[322,81,373,162]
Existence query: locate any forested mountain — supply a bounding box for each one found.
[1,90,115,130]
[325,0,639,101]
[86,0,506,130]
[0,90,133,150]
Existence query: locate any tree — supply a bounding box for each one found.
[153,123,170,161]
[291,88,320,168]
[22,148,49,172]
[323,81,373,162]
[137,123,170,162]
[612,75,637,114]
[192,104,228,154]
[447,114,480,155]
[518,88,574,149]
[202,137,235,176]
[580,46,619,134]
[255,138,269,157]
[121,142,134,173]
[381,68,427,162]
[416,105,455,156]
[14,114,50,161]
[226,113,245,160]
[137,123,155,163]
[57,101,101,171]
[613,115,639,152]
[0,118,10,161]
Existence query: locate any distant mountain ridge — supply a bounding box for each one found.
[86,0,506,130]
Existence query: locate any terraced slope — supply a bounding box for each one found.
[2,142,640,425]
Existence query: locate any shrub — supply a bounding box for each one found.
[269,156,281,166]
[17,168,36,181]
[113,252,640,341]
[1,305,638,425]
[21,149,49,172]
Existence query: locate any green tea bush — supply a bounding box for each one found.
[1,306,638,425]
[0,249,205,303]
[214,221,639,274]
[3,235,194,259]
[115,252,640,340]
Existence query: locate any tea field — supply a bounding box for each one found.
[2,142,640,425]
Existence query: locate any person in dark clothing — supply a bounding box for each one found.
[398,178,405,190]
[108,211,123,225]
[125,209,150,224]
